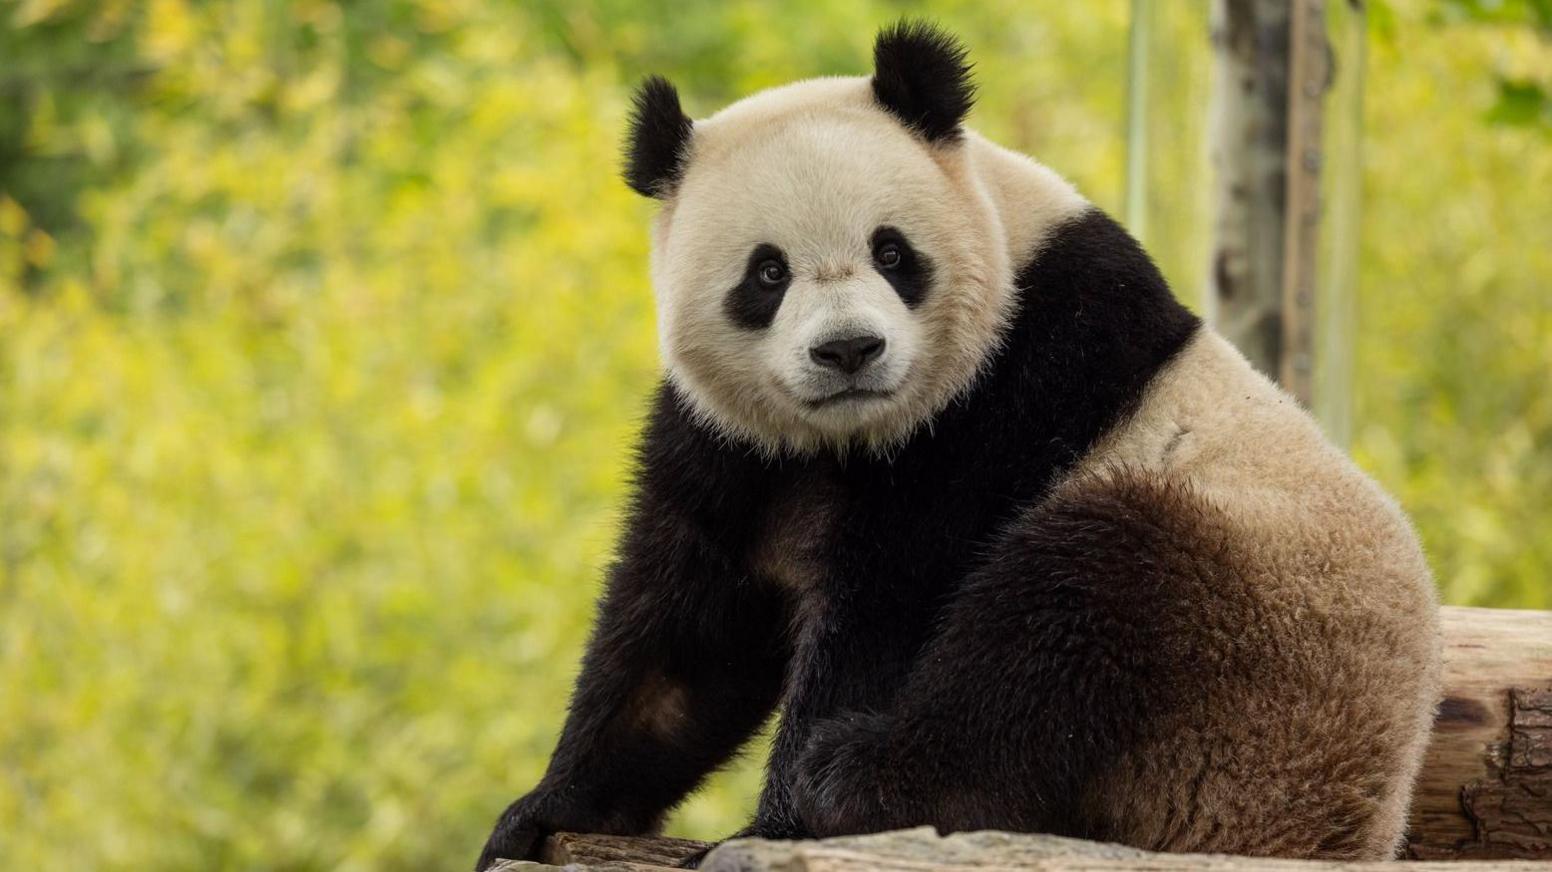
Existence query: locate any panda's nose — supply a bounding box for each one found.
[809,335,886,374]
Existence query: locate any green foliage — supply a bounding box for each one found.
[1487,75,1552,132]
[1,1,1548,869]
[1435,0,1552,31]
[1355,3,1552,612]
[1414,0,1552,134]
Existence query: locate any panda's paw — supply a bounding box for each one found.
[793,711,900,836]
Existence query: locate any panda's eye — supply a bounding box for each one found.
[757,260,787,287]
[875,243,903,269]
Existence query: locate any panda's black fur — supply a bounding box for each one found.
[866,226,933,309]
[724,243,793,331]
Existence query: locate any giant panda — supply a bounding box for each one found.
[476,22,1441,869]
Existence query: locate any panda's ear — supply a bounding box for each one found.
[623,75,695,198]
[870,21,976,145]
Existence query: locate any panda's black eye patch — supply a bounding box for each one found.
[725,243,791,331]
[870,226,931,308]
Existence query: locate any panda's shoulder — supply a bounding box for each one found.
[953,207,1199,464]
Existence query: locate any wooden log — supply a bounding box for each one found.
[1406,606,1552,860]
[704,846,1551,870]
[542,831,709,868]
[512,827,1551,871]
[698,826,1552,870]
[511,605,1551,869]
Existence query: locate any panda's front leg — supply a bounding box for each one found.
[680,719,903,869]
[675,708,832,867]
[679,716,908,869]
[685,604,931,863]
[777,623,939,838]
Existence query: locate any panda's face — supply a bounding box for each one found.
[649,79,1011,455]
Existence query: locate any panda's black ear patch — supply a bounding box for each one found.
[623,75,694,198]
[871,21,975,144]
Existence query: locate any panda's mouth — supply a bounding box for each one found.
[805,388,893,408]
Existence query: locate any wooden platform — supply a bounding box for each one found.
[499,828,1552,871]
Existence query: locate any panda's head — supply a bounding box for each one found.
[627,23,1016,455]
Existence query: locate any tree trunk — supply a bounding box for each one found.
[1207,0,1329,405]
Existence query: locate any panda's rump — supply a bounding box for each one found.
[1026,468,1411,857]
[1032,333,1440,859]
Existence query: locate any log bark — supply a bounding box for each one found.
[498,606,1551,870]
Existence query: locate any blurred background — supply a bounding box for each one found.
[2,1,1549,869]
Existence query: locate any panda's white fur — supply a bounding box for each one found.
[651,76,1086,454]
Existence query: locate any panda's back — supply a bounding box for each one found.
[1080,328,1434,611]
